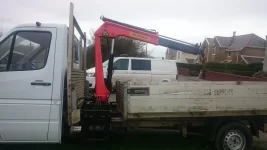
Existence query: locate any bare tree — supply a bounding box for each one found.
[86,30,149,69]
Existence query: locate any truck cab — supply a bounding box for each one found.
[0,23,83,142]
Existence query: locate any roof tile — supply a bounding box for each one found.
[214,33,265,50]
[215,36,232,47]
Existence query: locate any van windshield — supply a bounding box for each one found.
[102,57,118,68]
[103,60,109,67]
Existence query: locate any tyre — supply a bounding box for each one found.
[215,122,252,150]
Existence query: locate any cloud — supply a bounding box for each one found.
[1,0,267,56]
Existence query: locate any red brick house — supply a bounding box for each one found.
[200,32,266,64]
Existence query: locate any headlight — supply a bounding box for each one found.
[87,73,95,77]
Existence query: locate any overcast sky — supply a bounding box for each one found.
[0,0,267,57]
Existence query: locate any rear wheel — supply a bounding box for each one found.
[215,122,252,150]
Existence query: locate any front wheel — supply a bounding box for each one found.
[215,122,252,150]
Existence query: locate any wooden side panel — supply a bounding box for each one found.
[67,2,87,125]
[71,69,85,101]
[126,81,267,118]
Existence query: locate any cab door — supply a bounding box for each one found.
[0,28,56,141]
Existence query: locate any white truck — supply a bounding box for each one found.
[0,2,267,150]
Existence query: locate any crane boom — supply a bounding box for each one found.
[100,16,203,55]
[94,16,204,103]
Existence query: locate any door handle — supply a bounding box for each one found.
[31,80,51,86]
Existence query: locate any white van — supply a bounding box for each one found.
[86,57,178,89]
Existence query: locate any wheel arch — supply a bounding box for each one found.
[161,79,171,82]
[209,117,259,141]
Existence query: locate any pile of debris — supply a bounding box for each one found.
[252,70,267,78]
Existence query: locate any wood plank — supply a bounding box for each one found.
[71,78,85,81]
[83,32,87,70]
[76,89,84,95]
[71,70,85,74]
[71,75,85,78]
[73,16,86,40]
[72,80,85,84]
[79,36,83,70]
[71,72,85,76]
[127,110,267,119]
[71,109,80,124]
[67,2,74,126]
[71,77,85,80]
[72,82,84,87]
[71,74,85,78]
[72,69,84,73]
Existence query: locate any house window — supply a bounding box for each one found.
[212,47,216,55]
[177,51,181,59]
[228,52,231,57]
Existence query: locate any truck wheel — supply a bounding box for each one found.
[215,122,252,150]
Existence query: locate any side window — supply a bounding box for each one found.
[131,59,151,71]
[0,35,13,71]
[113,59,129,70]
[1,31,51,71]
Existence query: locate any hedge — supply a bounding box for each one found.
[177,62,263,77]
[177,63,202,72]
[208,69,255,77]
[205,63,262,72]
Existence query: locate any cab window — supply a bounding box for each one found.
[0,35,13,71]
[0,31,51,71]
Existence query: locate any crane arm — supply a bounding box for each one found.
[99,16,203,55]
[94,16,203,103]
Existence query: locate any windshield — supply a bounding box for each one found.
[102,57,119,68]
[102,59,109,67]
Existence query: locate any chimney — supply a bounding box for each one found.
[229,31,236,47]
[233,31,236,37]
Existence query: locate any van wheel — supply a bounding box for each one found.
[215,122,252,150]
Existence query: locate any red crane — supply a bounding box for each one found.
[93,16,203,104]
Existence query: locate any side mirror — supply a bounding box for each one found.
[113,65,117,70]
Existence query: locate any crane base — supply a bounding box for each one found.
[80,102,111,140]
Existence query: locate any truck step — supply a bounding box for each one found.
[84,138,106,141]
[111,117,123,122]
